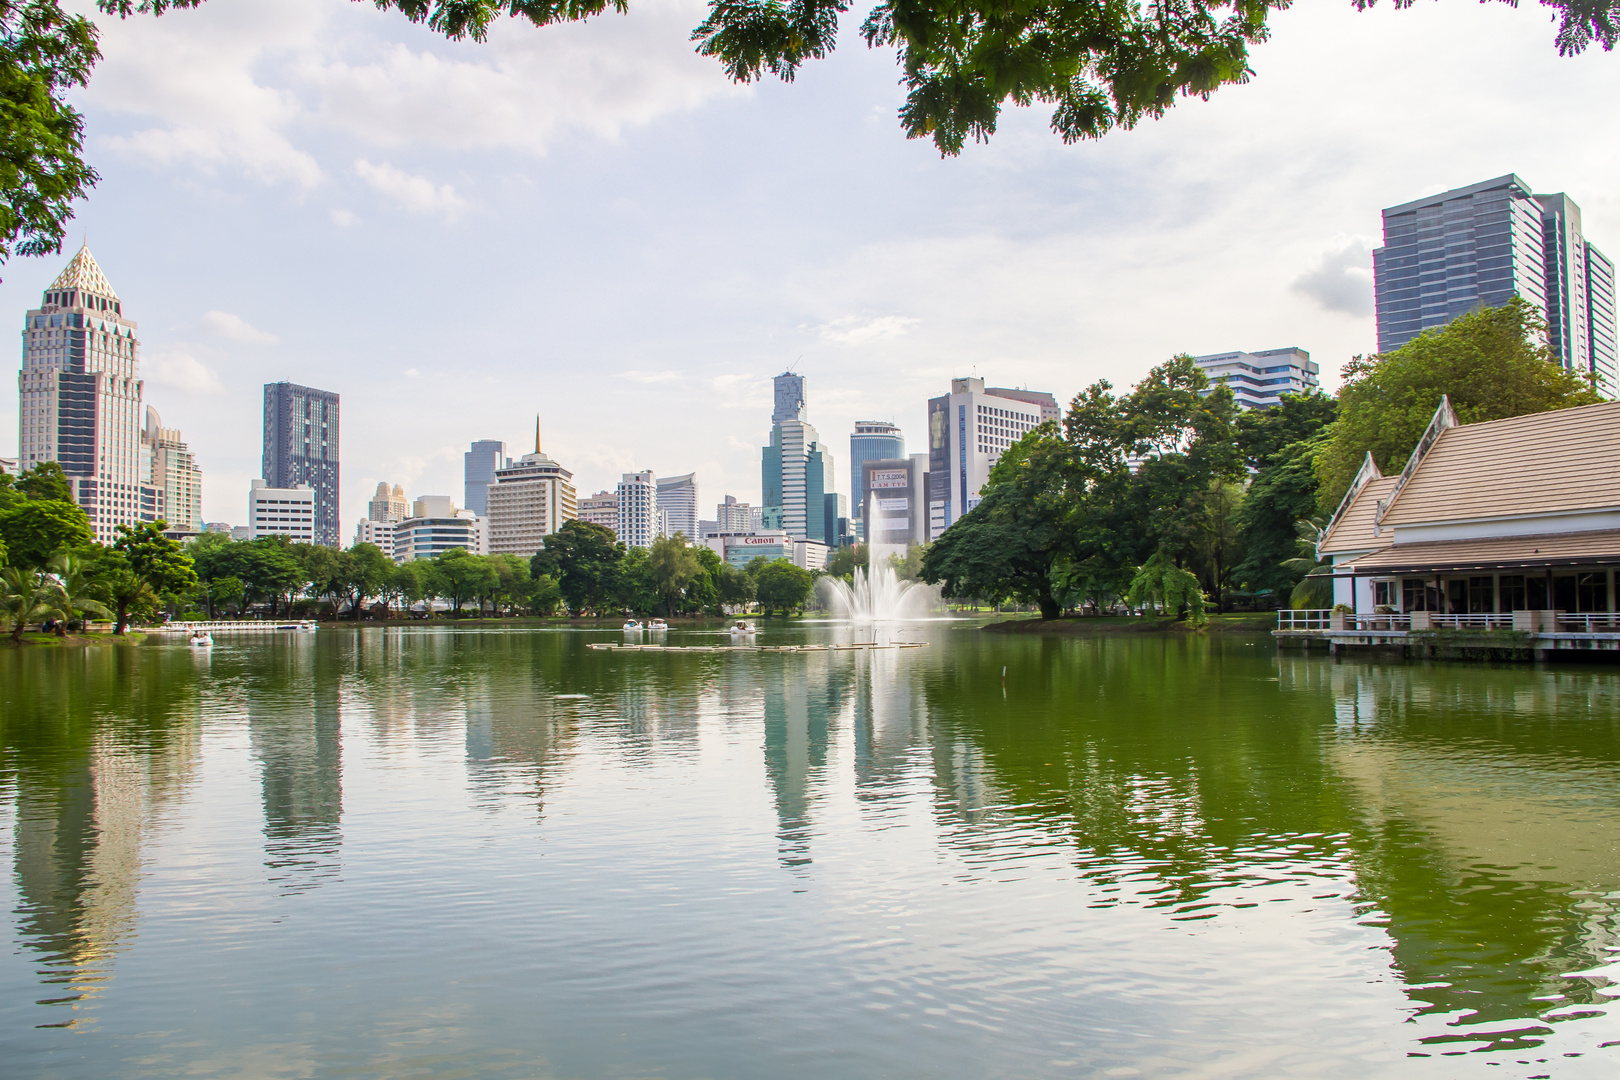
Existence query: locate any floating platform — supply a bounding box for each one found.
[588,641,926,653]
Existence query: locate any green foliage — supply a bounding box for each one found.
[1235,392,1337,470]
[48,549,110,626]
[715,561,755,610]
[526,572,562,616]
[753,558,813,614]
[1,564,69,640]
[15,460,71,501]
[614,546,660,614]
[535,519,624,615]
[1233,434,1329,598]
[1126,552,1208,627]
[433,546,498,616]
[648,533,701,615]
[1282,517,1333,609]
[1316,299,1602,508]
[0,494,90,568]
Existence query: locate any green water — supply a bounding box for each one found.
[2,622,1618,1078]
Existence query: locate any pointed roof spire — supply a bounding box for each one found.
[50,243,118,299]
[535,415,542,455]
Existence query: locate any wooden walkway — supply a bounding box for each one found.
[588,641,926,654]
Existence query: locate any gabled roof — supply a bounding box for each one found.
[1379,400,1620,526]
[1337,530,1620,575]
[1319,476,1399,555]
[50,244,117,298]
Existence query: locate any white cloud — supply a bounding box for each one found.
[618,369,683,384]
[201,310,279,343]
[818,315,921,345]
[144,349,224,395]
[330,208,359,227]
[353,159,468,219]
[1292,238,1375,318]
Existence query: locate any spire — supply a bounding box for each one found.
[50,243,118,299]
[535,415,542,455]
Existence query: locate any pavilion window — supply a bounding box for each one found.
[1468,577,1495,613]
[1553,575,1578,612]
[1576,572,1608,612]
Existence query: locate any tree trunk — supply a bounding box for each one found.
[115,601,130,635]
[1038,588,1061,621]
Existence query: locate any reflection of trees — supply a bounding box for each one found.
[2,647,200,1025]
[924,637,1620,1054]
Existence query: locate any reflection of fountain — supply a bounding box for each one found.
[819,557,937,623]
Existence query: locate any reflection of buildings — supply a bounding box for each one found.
[761,662,841,867]
[10,691,199,1023]
[248,641,342,891]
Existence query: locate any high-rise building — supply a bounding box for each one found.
[716,495,752,531]
[616,470,659,548]
[849,420,904,538]
[354,518,396,558]
[464,438,509,516]
[393,495,488,562]
[367,481,408,524]
[656,473,699,541]
[761,373,834,544]
[1374,174,1618,392]
[578,490,618,532]
[0,457,18,476]
[861,457,929,553]
[262,381,340,546]
[248,479,315,542]
[16,245,158,544]
[487,430,577,558]
[1191,348,1320,411]
[927,377,1053,534]
[143,406,203,534]
[823,492,851,549]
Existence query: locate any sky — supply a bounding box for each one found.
[1,0,1616,533]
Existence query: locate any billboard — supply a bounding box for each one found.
[927,395,950,512]
[869,469,909,491]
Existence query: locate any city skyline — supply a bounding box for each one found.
[0,4,1614,532]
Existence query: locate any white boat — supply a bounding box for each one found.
[622,620,642,631]
[729,621,756,637]
[188,632,213,647]
[648,619,669,631]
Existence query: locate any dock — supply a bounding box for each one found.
[153,620,319,635]
[588,641,926,654]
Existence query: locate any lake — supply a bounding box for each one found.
[3,622,1618,1078]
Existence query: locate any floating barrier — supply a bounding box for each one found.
[153,620,318,635]
[588,641,926,653]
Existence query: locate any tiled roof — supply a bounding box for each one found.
[49,244,117,298]
[1338,530,1620,575]
[1380,401,1620,526]
[1319,477,1399,555]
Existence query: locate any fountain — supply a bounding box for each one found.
[818,544,940,623]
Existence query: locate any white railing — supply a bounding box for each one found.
[1425,613,1513,629]
[1558,614,1620,633]
[1350,613,1411,631]
[152,620,319,634]
[1277,610,1332,630]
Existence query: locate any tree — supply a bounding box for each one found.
[1316,298,1602,507]
[109,521,195,632]
[1194,479,1244,613]
[14,460,72,501]
[535,520,624,615]
[753,558,813,615]
[88,549,154,634]
[236,537,307,616]
[433,548,497,617]
[1235,392,1338,470]
[1126,552,1208,626]
[0,496,91,568]
[344,543,394,618]
[1232,432,1330,601]
[488,553,531,615]
[48,549,111,629]
[526,572,562,616]
[301,544,349,617]
[1,565,69,641]
[715,562,755,611]
[648,533,701,615]
[1281,516,1333,609]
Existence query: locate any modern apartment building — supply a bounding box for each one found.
[464,439,508,516]
[761,372,833,544]
[143,406,203,534]
[367,481,409,524]
[1374,174,1618,392]
[655,472,699,541]
[927,377,1055,534]
[849,420,903,538]
[616,470,659,548]
[716,495,752,531]
[354,518,396,558]
[262,381,340,545]
[393,495,488,562]
[16,245,160,544]
[1191,348,1320,410]
[577,490,618,532]
[248,479,315,542]
[487,445,577,558]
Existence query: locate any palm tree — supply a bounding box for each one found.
[1,568,70,643]
[1281,516,1334,609]
[49,551,113,632]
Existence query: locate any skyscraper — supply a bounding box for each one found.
[487,426,577,558]
[927,377,1055,534]
[849,420,904,538]
[761,373,833,544]
[464,439,509,516]
[367,482,408,524]
[656,473,699,541]
[16,245,157,544]
[616,470,659,548]
[262,382,340,546]
[1191,348,1320,411]
[1374,175,1618,392]
[578,490,619,532]
[143,406,203,534]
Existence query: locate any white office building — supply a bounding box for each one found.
[487,445,577,558]
[926,377,1057,534]
[354,518,396,557]
[616,470,659,548]
[1191,348,1320,411]
[248,480,315,542]
[656,472,699,541]
[578,490,618,532]
[393,495,488,563]
[143,406,203,534]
